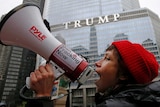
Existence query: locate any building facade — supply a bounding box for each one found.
[44,0,160,107]
[0,45,12,103]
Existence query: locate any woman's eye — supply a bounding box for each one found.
[105,57,110,60]
[107,57,110,60]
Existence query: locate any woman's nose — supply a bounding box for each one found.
[95,60,101,67]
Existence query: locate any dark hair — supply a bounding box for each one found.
[106,45,136,84]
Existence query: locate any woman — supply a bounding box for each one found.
[94,41,160,106]
[25,40,160,107]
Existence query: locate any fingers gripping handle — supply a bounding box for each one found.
[25,61,65,89]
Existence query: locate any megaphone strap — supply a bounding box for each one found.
[19,81,81,101]
[19,85,54,101]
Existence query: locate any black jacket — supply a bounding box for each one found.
[25,99,53,107]
[95,80,160,107]
[25,80,160,107]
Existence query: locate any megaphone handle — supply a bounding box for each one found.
[25,60,51,90]
[26,77,31,89]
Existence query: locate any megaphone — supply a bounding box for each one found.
[0,3,94,85]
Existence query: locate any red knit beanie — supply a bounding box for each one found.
[112,40,159,84]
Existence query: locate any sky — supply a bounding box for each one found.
[0,0,160,18]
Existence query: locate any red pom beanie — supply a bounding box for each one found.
[112,40,159,84]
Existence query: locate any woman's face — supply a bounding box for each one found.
[95,49,119,93]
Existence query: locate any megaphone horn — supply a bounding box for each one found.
[0,3,94,84]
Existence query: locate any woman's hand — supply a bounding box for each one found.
[30,64,55,97]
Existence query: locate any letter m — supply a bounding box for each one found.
[98,16,109,24]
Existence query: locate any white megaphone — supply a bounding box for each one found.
[0,3,94,85]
